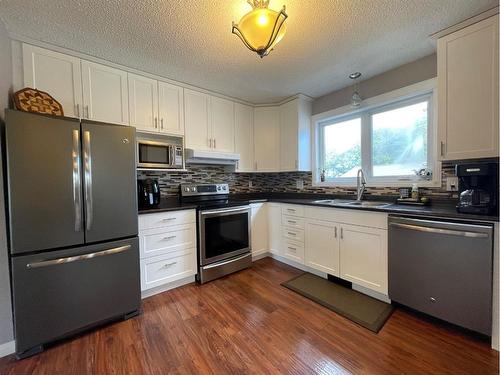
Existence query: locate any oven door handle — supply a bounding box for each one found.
[200,206,250,216]
[202,253,251,269]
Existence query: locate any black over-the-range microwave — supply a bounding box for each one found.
[136,132,184,170]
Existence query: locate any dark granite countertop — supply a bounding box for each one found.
[139,192,499,222]
[138,197,197,214]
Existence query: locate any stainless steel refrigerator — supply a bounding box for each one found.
[5,109,140,358]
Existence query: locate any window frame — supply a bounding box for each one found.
[312,78,440,188]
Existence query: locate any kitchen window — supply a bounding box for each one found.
[314,81,439,187]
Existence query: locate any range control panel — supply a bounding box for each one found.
[180,183,229,197]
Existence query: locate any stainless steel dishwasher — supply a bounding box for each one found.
[388,215,493,335]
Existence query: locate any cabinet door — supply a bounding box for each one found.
[23,44,83,118]
[340,224,388,294]
[158,82,184,135]
[128,73,158,132]
[211,96,235,152]
[254,107,280,171]
[438,15,499,160]
[251,203,268,257]
[81,60,129,125]
[280,99,298,171]
[184,89,211,150]
[305,219,339,276]
[267,204,282,255]
[234,103,254,172]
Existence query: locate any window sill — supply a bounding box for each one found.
[312,179,442,189]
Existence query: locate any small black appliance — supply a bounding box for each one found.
[456,162,498,215]
[137,179,161,208]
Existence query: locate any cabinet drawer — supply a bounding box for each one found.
[282,227,304,242]
[283,239,304,263]
[139,224,196,259]
[281,205,304,217]
[282,215,304,229]
[140,251,196,291]
[139,210,196,231]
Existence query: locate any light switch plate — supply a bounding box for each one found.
[446,176,459,191]
[296,179,304,190]
[248,180,253,188]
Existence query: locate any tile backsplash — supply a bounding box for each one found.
[138,162,459,200]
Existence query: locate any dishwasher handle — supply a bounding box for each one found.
[389,222,489,238]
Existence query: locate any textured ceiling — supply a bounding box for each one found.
[0,0,496,103]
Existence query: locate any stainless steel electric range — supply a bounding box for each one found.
[180,183,252,283]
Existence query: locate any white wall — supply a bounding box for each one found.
[0,19,14,346]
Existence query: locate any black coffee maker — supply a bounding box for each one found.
[456,162,498,215]
[137,179,161,208]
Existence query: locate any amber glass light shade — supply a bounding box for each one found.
[232,2,288,58]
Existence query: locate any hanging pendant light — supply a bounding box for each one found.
[349,72,363,107]
[232,0,288,58]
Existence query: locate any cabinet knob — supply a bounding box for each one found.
[430,297,437,303]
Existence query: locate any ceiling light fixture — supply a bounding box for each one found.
[232,0,288,58]
[349,72,362,107]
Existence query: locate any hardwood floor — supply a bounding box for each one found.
[0,257,498,374]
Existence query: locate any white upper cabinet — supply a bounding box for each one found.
[81,60,129,125]
[128,75,185,135]
[254,106,280,171]
[280,97,312,172]
[234,103,254,172]
[23,44,83,118]
[184,89,211,151]
[128,73,158,132]
[210,96,235,153]
[158,81,184,135]
[437,15,499,160]
[184,90,236,153]
[305,219,340,276]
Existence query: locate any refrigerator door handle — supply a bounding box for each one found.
[72,130,83,232]
[83,130,93,231]
[26,245,131,269]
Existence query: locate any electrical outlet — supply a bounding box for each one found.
[248,180,253,188]
[446,176,458,191]
[296,179,304,190]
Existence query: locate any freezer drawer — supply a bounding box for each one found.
[388,216,493,335]
[11,237,140,356]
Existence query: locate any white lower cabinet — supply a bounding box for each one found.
[283,239,305,263]
[305,219,340,276]
[267,203,282,255]
[138,209,197,294]
[251,203,268,257]
[339,224,388,295]
[140,252,196,291]
[303,206,388,295]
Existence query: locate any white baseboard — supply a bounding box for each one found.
[141,276,195,299]
[251,250,269,261]
[266,253,327,278]
[352,284,391,303]
[0,340,15,358]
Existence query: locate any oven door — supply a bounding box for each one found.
[137,140,173,169]
[199,206,251,266]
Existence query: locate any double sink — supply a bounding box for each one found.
[312,199,392,208]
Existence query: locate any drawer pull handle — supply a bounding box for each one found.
[161,262,177,269]
[287,220,297,224]
[162,218,177,222]
[287,247,297,252]
[163,236,176,240]
[287,232,296,236]
[287,209,295,212]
